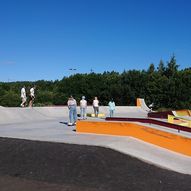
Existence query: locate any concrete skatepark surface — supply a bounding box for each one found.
[0,106,191,190]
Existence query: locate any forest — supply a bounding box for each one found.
[0,56,191,110]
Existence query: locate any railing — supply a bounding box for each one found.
[105,117,191,133]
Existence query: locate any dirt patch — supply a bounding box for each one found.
[0,137,190,191]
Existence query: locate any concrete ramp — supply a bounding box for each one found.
[33,107,68,118]
[172,110,191,120]
[0,107,48,124]
[0,107,68,125]
[136,98,150,112]
[0,106,148,125]
[98,106,148,118]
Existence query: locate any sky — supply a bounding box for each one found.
[0,0,191,82]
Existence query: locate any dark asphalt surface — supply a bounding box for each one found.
[0,137,190,191]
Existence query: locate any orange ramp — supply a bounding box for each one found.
[76,121,191,157]
[136,98,142,107]
[136,98,150,111]
[175,110,191,117]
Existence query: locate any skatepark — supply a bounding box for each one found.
[0,100,191,190]
[0,100,191,175]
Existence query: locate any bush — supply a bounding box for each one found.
[0,91,20,107]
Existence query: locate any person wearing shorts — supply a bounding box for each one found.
[20,86,27,107]
[29,85,36,107]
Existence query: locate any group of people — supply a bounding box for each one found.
[20,86,115,124]
[67,95,87,126]
[20,85,36,107]
[67,96,115,126]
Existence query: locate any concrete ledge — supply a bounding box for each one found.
[76,121,191,157]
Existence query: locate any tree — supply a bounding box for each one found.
[165,55,179,78]
[157,59,165,75]
[147,63,155,74]
[0,56,190,110]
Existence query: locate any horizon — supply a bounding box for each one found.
[1,0,191,82]
[0,60,190,83]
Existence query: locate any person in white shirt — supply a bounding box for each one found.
[29,85,36,107]
[80,96,87,120]
[93,97,99,117]
[67,95,77,126]
[20,86,27,107]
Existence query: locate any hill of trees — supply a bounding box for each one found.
[0,56,190,110]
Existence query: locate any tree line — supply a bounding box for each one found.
[0,56,190,110]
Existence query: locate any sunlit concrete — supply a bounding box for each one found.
[0,106,191,175]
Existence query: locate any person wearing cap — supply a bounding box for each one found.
[67,95,77,126]
[80,96,87,120]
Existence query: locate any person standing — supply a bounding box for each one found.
[20,85,27,107]
[93,97,99,117]
[29,85,36,107]
[67,95,77,126]
[80,96,87,120]
[108,98,115,117]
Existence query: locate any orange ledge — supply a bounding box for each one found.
[76,121,191,157]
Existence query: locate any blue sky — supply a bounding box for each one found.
[0,0,191,82]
